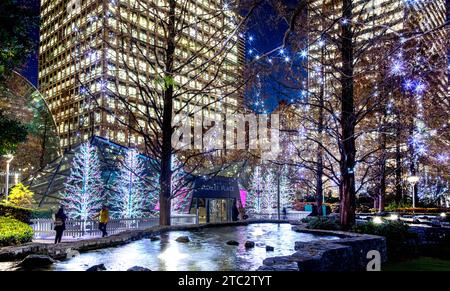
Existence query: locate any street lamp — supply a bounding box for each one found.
[407,175,420,209]
[3,154,14,201]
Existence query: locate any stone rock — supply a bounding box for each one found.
[149,236,160,241]
[127,266,151,271]
[244,241,255,248]
[226,240,239,246]
[18,255,56,268]
[266,245,274,252]
[175,236,190,243]
[257,263,299,271]
[86,264,107,272]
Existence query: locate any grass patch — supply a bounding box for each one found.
[383,257,450,271]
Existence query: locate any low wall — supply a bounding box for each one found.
[409,226,450,246]
[258,226,387,271]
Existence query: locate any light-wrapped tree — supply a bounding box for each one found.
[246,166,263,214]
[109,149,156,219]
[63,142,104,221]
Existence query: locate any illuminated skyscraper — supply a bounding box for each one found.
[39,0,244,150]
[307,0,448,104]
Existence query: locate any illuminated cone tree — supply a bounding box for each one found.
[110,149,155,219]
[63,142,104,221]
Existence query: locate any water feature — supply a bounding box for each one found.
[47,223,339,271]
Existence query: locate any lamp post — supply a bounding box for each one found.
[407,175,420,210]
[3,154,14,201]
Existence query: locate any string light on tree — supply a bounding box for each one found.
[109,149,155,219]
[63,142,105,221]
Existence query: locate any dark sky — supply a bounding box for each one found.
[19,0,40,87]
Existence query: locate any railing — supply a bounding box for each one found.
[31,214,197,239]
[248,211,311,221]
[171,214,198,225]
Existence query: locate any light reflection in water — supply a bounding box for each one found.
[46,223,339,271]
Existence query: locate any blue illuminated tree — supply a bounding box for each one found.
[63,142,104,220]
[110,149,156,219]
[279,166,295,208]
[246,166,263,214]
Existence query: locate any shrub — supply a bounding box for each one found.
[3,183,35,207]
[352,221,418,258]
[304,216,341,230]
[385,202,412,212]
[325,196,339,204]
[0,216,34,247]
[0,203,53,223]
[356,205,372,213]
[393,208,450,214]
[0,203,33,223]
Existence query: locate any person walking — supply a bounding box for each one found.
[282,207,287,220]
[238,200,247,220]
[231,198,240,222]
[54,206,67,244]
[93,205,109,237]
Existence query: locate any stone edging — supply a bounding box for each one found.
[257,225,387,271]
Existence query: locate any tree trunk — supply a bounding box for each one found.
[315,46,325,216]
[395,121,403,204]
[408,121,419,207]
[339,0,356,229]
[159,0,176,226]
[378,115,387,212]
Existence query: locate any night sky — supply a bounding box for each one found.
[19,0,40,87]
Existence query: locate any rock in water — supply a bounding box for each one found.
[127,266,151,271]
[175,236,190,243]
[257,263,299,271]
[266,246,275,252]
[86,264,107,271]
[226,240,239,246]
[149,236,160,241]
[245,241,255,248]
[18,255,55,268]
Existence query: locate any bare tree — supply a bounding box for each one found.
[71,0,262,225]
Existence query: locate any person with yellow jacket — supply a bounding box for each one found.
[93,205,109,237]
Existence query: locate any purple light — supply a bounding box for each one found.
[403,79,414,90]
[240,189,247,208]
[390,59,405,76]
[414,81,426,94]
[437,154,448,163]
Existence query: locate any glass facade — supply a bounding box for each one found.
[39,0,245,150]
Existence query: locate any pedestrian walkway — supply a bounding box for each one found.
[33,234,104,244]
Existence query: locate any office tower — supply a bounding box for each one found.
[39,0,244,150]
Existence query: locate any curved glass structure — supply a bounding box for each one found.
[0,71,61,191]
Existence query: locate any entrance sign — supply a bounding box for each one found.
[193,176,241,199]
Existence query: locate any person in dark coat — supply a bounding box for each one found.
[54,206,67,244]
[231,198,240,222]
[282,207,287,220]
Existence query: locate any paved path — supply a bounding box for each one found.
[33,235,104,244]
